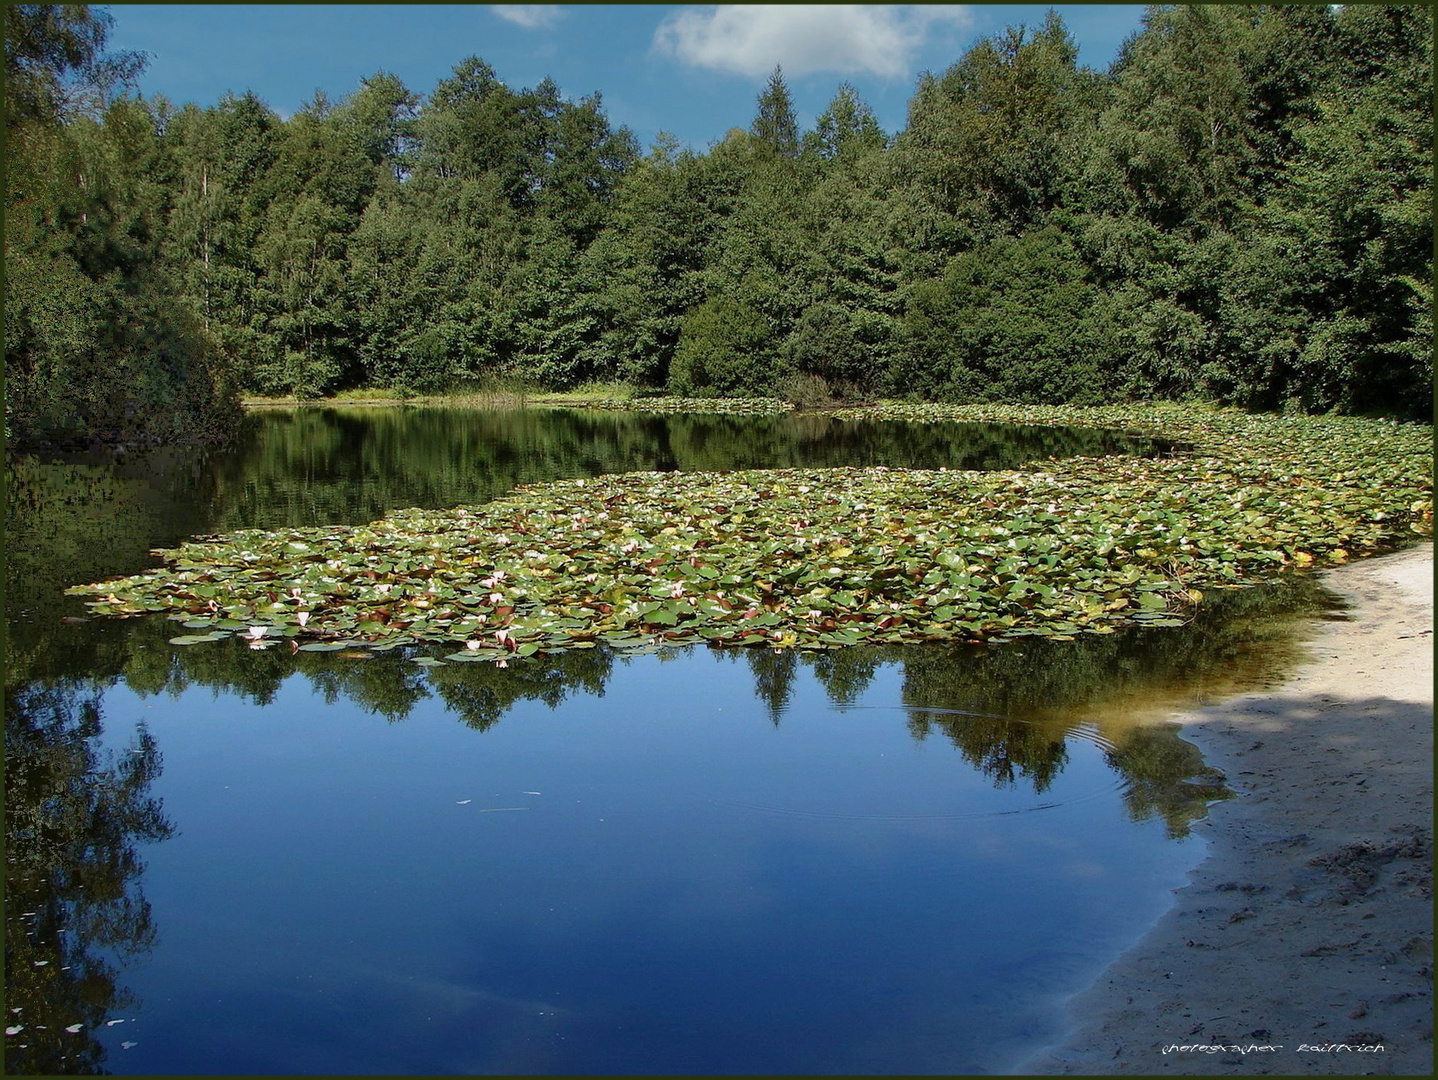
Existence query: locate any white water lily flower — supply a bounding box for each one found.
[466,639,482,650]
[295,611,310,627]
[246,626,266,640]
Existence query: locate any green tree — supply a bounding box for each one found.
[899,224,1107,403]
[750,66,799,159]
[1086,4,1258,230]
[1207,4,1433,416]
[803,82,886,161]
[897,11,1094,242]
[5,8,238,446]
[669,294,775,396]
[582,135,736,387]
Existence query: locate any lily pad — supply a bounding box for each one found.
[65,405,1430,657]
[169,632,230,645]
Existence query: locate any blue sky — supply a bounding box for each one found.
[105,4,1149,152]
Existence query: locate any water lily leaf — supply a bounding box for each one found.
[169,632,229,645]
[65,405,1430,656]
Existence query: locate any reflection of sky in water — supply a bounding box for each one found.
[93,648,1200,1075]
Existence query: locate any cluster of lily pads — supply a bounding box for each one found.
[66,404,1431,662]
[574,396,793,415]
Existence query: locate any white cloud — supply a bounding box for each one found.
[491,5,564,30]
[653,5,972,79]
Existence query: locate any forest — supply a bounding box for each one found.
[5,4,1433,448]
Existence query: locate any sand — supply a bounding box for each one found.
[1018,543,1433,1076]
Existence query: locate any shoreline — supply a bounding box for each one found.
[1018,543,1433,1075]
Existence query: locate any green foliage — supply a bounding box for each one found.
[7,4,1432,433]
[898,225,1108,403]
[1088,4,1259,229]
[804,83,886,161]
[3,4,138,127]
[670,295,776,396]
[750,66,800,159]
[5,60,240,446]
[1208,5,1433,417]
[897,12,1093,238]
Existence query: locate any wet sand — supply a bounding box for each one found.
[1019,543,1433,1076]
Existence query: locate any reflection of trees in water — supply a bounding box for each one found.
[906,708,1070,792]
[743,647,800,726]
[1103,727,1229,840]
[425,648,613,730]
[0,565,1330,1074]
[76,576,1331,842]
[4,681,173,1075]
[10,567,1336,871]
[884,576,1337,835]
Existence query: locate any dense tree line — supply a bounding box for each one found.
[5,5,1432,446]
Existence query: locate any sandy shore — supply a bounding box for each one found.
[1018,543,1433,1076]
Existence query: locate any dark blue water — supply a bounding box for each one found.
[86,650,1199,1075]
[8,408,1326,1075]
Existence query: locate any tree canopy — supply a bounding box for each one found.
[6,4,1431,448]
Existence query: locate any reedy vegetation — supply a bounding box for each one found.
[5,5,1433,446]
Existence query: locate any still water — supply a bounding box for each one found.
[5,408,1336,1074]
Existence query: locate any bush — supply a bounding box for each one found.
[896,226,1106,404]
[774,372,835,408]
[668,296,776,396]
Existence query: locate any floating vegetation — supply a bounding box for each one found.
[66,405,1431,660]
[572,396,793,415]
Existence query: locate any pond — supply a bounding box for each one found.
[5,407,1340,1075]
